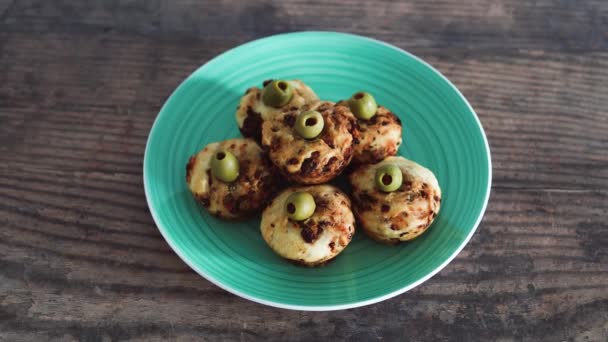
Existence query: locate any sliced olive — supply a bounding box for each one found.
[285,191,316,221]
[348,91,377,120]
[210,150,239,183]
[375,164,403,192]
[294,110,324,139]
[262,80,293,108]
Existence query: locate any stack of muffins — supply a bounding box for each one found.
[186,80,441,266]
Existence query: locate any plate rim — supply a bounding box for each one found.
[143,31,492,311]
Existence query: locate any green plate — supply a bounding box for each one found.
[144,32,491,310]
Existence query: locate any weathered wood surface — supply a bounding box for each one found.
[1,0,607,341]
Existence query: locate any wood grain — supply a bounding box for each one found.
[1,0,606,341]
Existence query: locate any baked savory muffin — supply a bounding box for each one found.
[261,101,357,184]
[260,185,355,266]
[349,156,441,244]
[236,79,319,142]
[339,92,402,164]
[186,138,281,219]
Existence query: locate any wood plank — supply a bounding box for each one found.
[2,49,606,187]
[3,0,607,51]
[1,188,606,340]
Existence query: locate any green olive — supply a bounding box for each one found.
[210,150,239,183]
[294,110,324,139]
[375,164,403,192]
[285,191,316,221]
[262,80,293,108]
[348,91,377,120]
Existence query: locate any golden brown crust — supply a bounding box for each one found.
[261,101,357,184]
[236,80,319,142]
[260,185,355,266]
[349,156,441,244]
[337,101,403,164]
[186,138,282,220]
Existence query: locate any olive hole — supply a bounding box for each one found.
[354,92,364,100]
[287,203,296,214]
[278,81,287,91]
[382,174,392,185]
[305,118,317,126]
[216,152,226,160]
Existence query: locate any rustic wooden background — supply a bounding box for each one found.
[1,0,607,341]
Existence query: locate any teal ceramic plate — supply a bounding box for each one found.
[144,32,491,310]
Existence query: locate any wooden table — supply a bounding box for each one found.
[1,1,606,340]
